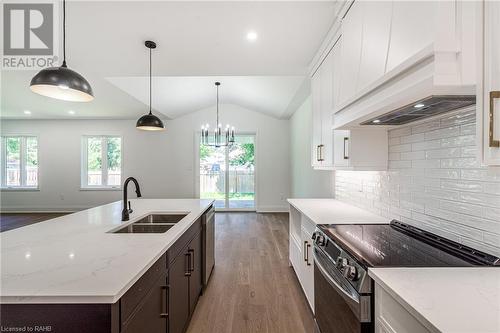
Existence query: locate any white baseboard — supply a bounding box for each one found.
[256,205,289,213]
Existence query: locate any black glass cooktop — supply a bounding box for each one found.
[318,220,500,268]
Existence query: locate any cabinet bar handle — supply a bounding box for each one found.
[343,137,349,159]
[185,253,191,276]
[318,144,324,162]
[303,241,308,261]
[160,285,168,318]
[306,244,311,266]
[188,249,195,272]
[489,91,500,148]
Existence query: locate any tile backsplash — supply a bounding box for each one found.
[335,107,500,257]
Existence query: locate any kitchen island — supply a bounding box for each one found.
[1,199,214,333]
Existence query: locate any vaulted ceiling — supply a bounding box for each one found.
[1,1,336,119]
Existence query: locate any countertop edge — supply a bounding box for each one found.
[368,268,440,333]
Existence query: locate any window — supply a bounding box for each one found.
[82,136,122,189]
[1,136,39,189]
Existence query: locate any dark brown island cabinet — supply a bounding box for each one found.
[0,207,211,333]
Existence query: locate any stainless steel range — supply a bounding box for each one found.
[312,220,500,333]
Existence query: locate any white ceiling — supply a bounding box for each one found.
[1,1,336,119]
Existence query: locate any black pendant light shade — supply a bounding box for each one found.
[30,64,94,102]
[30,0,94,102]
[136,112,164,131]
[136,40,165,131]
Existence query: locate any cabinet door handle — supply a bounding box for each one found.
[160,285,168,318]
[343,137,349,159]
[303,241,308,262]
[318,144,324,162]
[306,244,311,266]
[489,91,500,148]
[316,145,320,162]
[185,253,191,276]
[188,249,195,272]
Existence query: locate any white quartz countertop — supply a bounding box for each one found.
[0,199,214,304]
[288,198,388,225]
[369,267,500,333]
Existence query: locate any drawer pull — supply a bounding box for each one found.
[160,285,168,318]
[489,91,500,148]
[188,249,195,272]
[343,137,349,159]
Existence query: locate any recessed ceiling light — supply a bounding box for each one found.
[372,119,381,123]
[68,110,75,115]
[246,31,258,41]
[414,103,425,108]
[24,110,31,115]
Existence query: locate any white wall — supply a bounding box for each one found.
[289,96,333,198]
[0,104,290,212]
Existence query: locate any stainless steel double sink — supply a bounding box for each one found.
[112,213,188,233]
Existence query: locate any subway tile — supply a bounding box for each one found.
[461,169,500,182]
[389,127,412,138]
[459,192,500,208]
[388,137,400,146]
[412,121,441,134]
[483,232,500,247]
[460,123,476,135]
[441,135,475,148]
[389,143,412,153]
[425,126,460,140]
[426,147,461,159]
[412,159,441,169]
[412,139,441,151]
[401,151,425,160]
[425,168,460,179]
[401,133,425,144]
[440,110,476,127]
[389,152,401,161]
[484,183,500,195]
[425,188,460,200]
[440,200,484,217]
[484,207,500,222]
[441,180,483,193]
[461,146,477,157]
[389,160,412,169]
[440,158,480,169]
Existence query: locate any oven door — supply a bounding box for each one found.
[313,248,372,333]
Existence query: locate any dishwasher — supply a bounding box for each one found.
[202,205,215,289]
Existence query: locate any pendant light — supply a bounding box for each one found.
[30,0,94,102]
[136,41,165,131]
[201,82,235,147]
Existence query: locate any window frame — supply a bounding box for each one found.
[81,135,123,190]
[0,135,40,191]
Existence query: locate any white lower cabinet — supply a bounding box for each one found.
[375,283,432,333]
[288,205,315,313]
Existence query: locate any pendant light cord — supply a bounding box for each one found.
[62,0,66,67]
[216,84,219,127]
[149,46,152,114]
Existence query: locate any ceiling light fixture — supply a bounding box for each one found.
[136,41,165,131]
[246,31,258,41]
[414,103,425,108]
[201,82,235,147]
[24,110,31,115]
[372,119,381,123]
[30,0,94,102]
[68,110,75,115]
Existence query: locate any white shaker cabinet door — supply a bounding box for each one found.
[320,50,335,167]
[338,1,363,106]
[357,1,392,93]
[482,0,500,165]
[311,71,323,167]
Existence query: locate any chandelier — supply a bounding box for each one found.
[201,82,235,147]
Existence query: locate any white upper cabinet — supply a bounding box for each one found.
[311,70,323,167]
[333,0,477,129]
[478,0,500,165]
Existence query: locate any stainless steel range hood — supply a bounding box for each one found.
[361,95,476,126]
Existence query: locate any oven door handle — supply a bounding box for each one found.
[314,252,360,308]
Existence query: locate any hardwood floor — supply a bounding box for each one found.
[187,212,315,333]
[0,213,68,232]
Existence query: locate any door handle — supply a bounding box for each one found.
[318,144,324,162]
[343,137,349,159]
[303,241,307,261]
[306,242,311,266]
[160,285,168,318]
[185,253,191,276]
[188,249,195,272]
[489,91,500,147]
[316,145,320,162]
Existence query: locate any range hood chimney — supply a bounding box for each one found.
[361,95,476,126]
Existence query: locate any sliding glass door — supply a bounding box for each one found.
[199,135,255,210]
